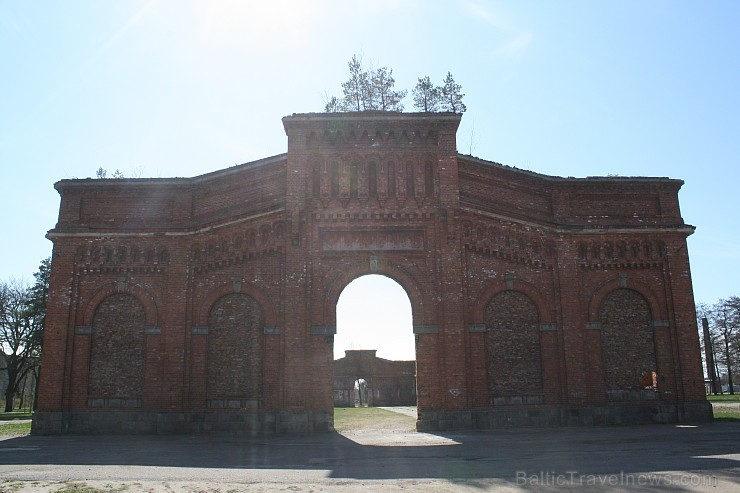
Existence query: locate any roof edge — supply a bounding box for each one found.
[283,111,463,124]
[55,153,287,191]
[458,154,684,185]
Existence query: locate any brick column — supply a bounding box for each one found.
[556,239,593,405]
[281,120,314,428]
[159,243,190,409]
[36,242,77,412]
[665,236,707,402]
[68,325,92,409]
[414,326,440,413]
[262,327,282,409]
[652,321,678,400]
[539,325,562,404]
[188,327,208,409]
[467,326,488,407]
[142,327,163,408]
[435,126,468,412]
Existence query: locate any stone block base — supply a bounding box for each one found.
[32,401,712,435]
[417,401,713,431]
[31,410,333,435]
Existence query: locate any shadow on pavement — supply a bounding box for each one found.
[1,423,739,486]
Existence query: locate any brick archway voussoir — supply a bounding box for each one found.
[81,281,159,326]
[196,282,277,327]
[588,277,663,322]
[322,262,429,327]
[473,278,554,324]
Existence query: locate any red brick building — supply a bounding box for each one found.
[33,112,711,434]
[333,350,416,407]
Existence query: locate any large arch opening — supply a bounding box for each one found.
[335,274,414,361]
[333,274,416,422]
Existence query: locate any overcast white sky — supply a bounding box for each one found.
[2,1,739,361]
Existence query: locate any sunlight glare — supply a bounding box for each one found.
[197,0,316,47]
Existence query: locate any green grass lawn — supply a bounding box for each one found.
[0,421,31,436]
[706,394,740,422]
[0,412,33,436]
[0,412,33,421]
[707,393,740,403]
[334,407,415,432]
[713,410,740,422]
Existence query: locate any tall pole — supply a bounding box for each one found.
[702,317,720,394]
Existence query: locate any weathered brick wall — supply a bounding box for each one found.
[89,293,146,400]
[485,291,542,394]
[206,293,263,401]
[599,288,656,392]
[34,112,711,434]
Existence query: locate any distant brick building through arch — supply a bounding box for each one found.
[333,350,416,407]
[33,111,711,434]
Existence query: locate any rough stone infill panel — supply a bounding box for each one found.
[207,293,263,399]
[89,293,146,399]
[485,290,543,394]
[599,288,656,393]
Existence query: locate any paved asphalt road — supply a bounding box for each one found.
[0,420,738,492]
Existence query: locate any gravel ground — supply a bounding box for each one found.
[377,406,417,418]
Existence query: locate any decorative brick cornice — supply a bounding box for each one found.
[49,209,285,239]
[458,207,695,236]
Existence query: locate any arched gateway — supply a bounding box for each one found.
[33,112,711,434]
